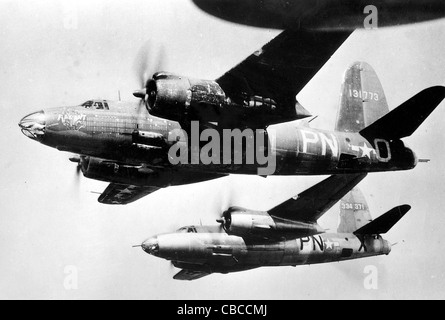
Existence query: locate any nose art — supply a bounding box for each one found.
[19,111,46,139]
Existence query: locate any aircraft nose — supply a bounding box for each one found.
[383,240,392,255]
[19,110,46,140]
[142,237,159,256]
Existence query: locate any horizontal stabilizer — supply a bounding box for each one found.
[360,86,445,142]
[354,205,411,235]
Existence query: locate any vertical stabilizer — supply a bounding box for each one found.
[335,62,389,133]
[337,188,373,233]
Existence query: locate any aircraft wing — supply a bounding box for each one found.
[216,29,353,128]
[173,269,211,281]
[268,173,367,222]
[193,0,445,30]
[98,183,160,205]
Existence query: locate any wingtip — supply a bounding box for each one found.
[400,204,412,214]
[423,86,445,100]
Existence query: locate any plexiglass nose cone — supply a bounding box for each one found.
[19,110,46,139]
[142,237,159,256]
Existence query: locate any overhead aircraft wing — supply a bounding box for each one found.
[98,183,160,205]
[216,29,353,128]
[268,173,367,222]
[193,0,445,30]
[173,269,211,281]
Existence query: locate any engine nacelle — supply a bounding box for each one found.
[222,208,275,235]
[78,156,225,188]
[132,130,168,149]
[221,207,324,239]
[80,157,156,186]
[148,73,227,122]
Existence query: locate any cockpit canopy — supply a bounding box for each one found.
[81,100,110,110]
[176,226,198,234]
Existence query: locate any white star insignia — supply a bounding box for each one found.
[350,143,375,159]
[359,143,375,158]
[324,239,334,250]
[324,239,339,250]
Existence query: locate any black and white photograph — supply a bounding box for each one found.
[1,0,445,302]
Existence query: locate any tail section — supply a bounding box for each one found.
[336,62,445,144]
[335,62,389,133]
[337,188,373,233]
[354,205,411,235]
[359,86,445,142]
[338,187,411,235]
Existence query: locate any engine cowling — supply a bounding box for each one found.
[220,207,324,239]
[78,156,225,187]
[147,73,227,122]
[140,72,313,128]
[221,208,275,235]
[79,157,156,185]
[132,130,168,149]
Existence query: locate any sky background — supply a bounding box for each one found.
[1,0,444,300]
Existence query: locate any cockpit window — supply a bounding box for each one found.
[94,102,104,109]
[177,226,197,233]
[81,101,109,110]
[81,101,93,108]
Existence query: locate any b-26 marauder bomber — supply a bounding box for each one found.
[137,173,410,280]
[19,28,445,205]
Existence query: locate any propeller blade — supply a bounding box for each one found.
[210,178,234,229]
[72,160,81,195]
[134,40,152,88]
[133,40,167,112]
[70,155,86,195]
[153,44,166,79]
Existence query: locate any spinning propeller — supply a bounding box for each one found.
[68,155,90,190]
[133,41,166,112]
[210,180,235,231]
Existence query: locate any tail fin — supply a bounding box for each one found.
[359,86,445,142]
[337,188,373,233]
[335,62,389,133]
[354,205,411,235]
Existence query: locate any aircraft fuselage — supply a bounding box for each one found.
[143,229,391,275]
[19,102,417,177]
